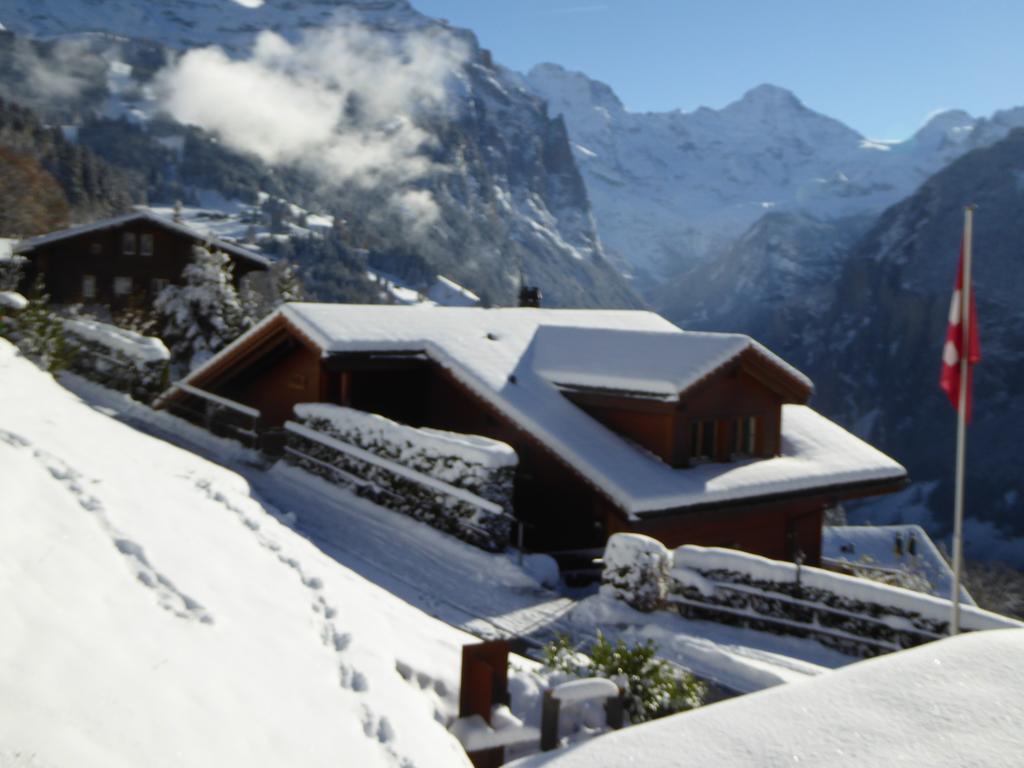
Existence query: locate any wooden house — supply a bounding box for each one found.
[156,304,908,563]
[13,210,269,309]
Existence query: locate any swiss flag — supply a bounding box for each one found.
[939,243,981,420]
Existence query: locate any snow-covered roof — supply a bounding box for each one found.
[823,524,973,604]
[530,326,811,400]
[511,628,1024,768]
[184,304,906,517]
[426,275,481,307]
[13,209,271,269]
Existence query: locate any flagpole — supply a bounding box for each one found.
[951,205,974,635]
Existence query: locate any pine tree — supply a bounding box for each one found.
[155,246,252,374]
[14,276,73,372]
[238,258,305,321]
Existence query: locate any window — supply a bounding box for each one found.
[733,416,758,456]
[690,420,717,461]
[89,242,102,255]
[113,276,133,296]
[82,275,97,300]
[122,232,136,255]
[140,233,154,256]
[151,278,169,297]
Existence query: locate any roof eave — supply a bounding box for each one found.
[629,472,910,521]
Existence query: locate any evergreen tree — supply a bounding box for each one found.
[543,632,706,724]
[154,246,251,373]
[238,257,305,322]
[14,276,73,372]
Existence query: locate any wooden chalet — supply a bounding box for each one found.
[13,210,269,309]
[156,304,908,563]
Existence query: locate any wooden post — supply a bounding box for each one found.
[604,693,625,730]
[539,689,561,751]
[459,641,511,722]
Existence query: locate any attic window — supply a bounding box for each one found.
[89,242,102,255]
[122,232,136,255]
[140,233,154,256]
[690,420,716,461]
[733,416,758,456]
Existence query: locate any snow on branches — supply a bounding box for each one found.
[155,245,252,373]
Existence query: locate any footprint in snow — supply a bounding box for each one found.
[9,437,212,625]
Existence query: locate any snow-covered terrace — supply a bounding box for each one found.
[13,209,271,269]
[188,304,905,519]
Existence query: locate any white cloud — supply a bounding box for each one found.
[154,24,469,228]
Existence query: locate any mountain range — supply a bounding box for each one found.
[526,63,1024,287]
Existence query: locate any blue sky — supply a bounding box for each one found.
[414,0,1023,140]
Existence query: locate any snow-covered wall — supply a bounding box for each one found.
[293,404,517,511]
[601,534,1019,659]
[285,406,517,551]
[63,318,170,403]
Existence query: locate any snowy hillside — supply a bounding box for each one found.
[512,628,1024,768]
[526,63,1024,283]
[0,336,475,768]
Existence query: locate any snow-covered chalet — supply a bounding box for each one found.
[13,210,269,309]
[157,303,907,562]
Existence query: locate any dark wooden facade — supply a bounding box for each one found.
[16,214,267,310]
[164,314,906,563]
[563,355,792,469]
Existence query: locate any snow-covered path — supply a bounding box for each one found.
[257,464,579,645]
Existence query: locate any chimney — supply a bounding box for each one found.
[517,266,541,307]
[518,285,542,308]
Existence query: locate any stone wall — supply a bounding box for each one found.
[284,415,515,552]
[293,403,517,512]
[602,534,1019,659]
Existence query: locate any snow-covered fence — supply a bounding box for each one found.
[292,404,518,512]
[284,407,516,551]
[63,318,170,403]
[602,534,1019,659]
[162,383,262,449]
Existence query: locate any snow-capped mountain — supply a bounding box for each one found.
[0,2,639,309]
[525,63,1024,285]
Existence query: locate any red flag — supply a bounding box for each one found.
[939,242,981,420]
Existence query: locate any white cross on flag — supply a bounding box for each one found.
[939,242,981,421]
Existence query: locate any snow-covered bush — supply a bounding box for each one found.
[0,290,27,343]
[155,245,251,373]
[63,317,170,403]
[293,404,517,512]
[543,632,705,724]
[601,534,671,612]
